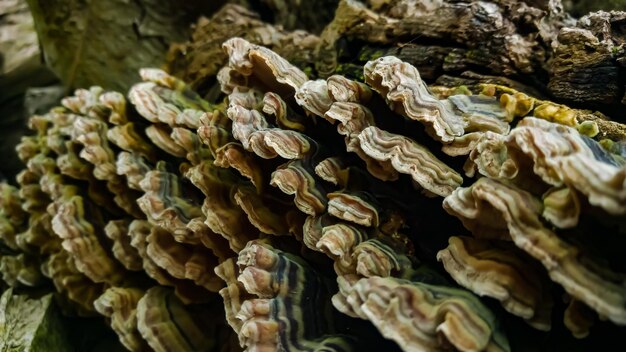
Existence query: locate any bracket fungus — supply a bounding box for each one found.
[94,287,149,352]
[336,276,510,352]
[5,3,626,350]
[443,178,626,326]
[364,56,466,143]
[437,236,554,331]
[357,126,463,197]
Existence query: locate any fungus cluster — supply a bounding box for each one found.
[1,1,626,351]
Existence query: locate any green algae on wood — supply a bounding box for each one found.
[0,289,72,352]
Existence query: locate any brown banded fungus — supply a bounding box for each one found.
[336,276,510,352]
[5,5,626,350]
[437,236,553,330]
[231,240,356,351]
[443,178,626,325]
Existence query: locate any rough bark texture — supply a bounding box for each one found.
[166,4,321,93]
[24,0,226,92]
[564,0,626,17]
[307,0,626,122]
[0,0,58,181]
[23,0,337,94]
[259,0,339,33]
[0,0,39,79]
[548,11,626,119]
[166,0,573,99]
[315,0,573,92]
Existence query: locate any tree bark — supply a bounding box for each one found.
[564,0,626,17]
[24,0,226,92]
[0,0,58,181]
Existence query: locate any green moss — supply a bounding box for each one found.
[611,46,622,55]
[333,63,365,81]
[450,85,472,96]
[600,139,617,152]
[358,47,386,62]
[576,120,600,138]
[302,66,314,78]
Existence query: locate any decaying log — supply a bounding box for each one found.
[0,0,59,180]
[564,0,626,17]
[3,0,626,351]
[549,10,626,120]
[24,0,226,92]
